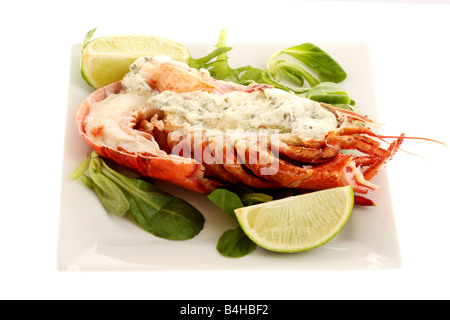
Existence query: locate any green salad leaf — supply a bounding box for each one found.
[196,30,354,108]
[268,58,320,88]
[276,43,347,83]
[208,187,273,258]
[71,157,91,180]
[306,82,353,105]
[273,60,306,87]
[82,27,97,49]
[89,154,130,217]
[241,193,274,206]
[216,227,256,258]
[189,47,233,70]
[207,189,243,221]
[204,29,240,83]
[240,67,309,94]
[80,28,98,85]
[73,152,205,240]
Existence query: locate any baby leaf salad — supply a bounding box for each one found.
[73,152,205,240]
[192,29,356,111]
[74,29,353,258]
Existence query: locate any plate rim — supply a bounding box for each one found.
[57,41,401,271]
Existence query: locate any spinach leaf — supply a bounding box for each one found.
[189,47,233,69]
[240,67,309,94]
[206,60,240,83]
[72,152,205,240]
[207,189,244,221]
[208,187,273,258]
[80,28,98,85]
[306,82,353,105]
[239,67,264,84]
[80,174,95,190]
[82,27,97,49]
[240,67,274,86]
[71,157,91,180]
[88,154,130,217]
[274,60,306,87]
[267,51,316,88]
[192,31,351,106]
[124,182,205,240]
[216,227,256,258]
[205,29,240,83]
[281,43,347,83]
[100,159,205,240]
[241,193,273,206]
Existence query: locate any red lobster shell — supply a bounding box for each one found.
[76,57,406,205]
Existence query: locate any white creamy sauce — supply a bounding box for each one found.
[151,89,338,138]
[85,57,339,154]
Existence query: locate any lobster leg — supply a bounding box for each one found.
[223,139,276,189]
[242,141,378,194]
[323,127,392,159]
[196,138,241,183]
[362,134,404,180]
[167,131,274,188]
[275,126,393,165]
[277,141,328,164]
[325,128,405,180]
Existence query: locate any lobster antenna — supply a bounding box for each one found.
[377,135,446,146]
[376,134,446,158]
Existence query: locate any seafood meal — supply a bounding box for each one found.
[77,56,406,206]
[71,29,448,260]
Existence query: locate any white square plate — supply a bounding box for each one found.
[57,42,401,271]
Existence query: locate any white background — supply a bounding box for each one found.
[1,0,449,300]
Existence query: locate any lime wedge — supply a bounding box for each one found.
[81,34,191,89]
[234,186,354,253]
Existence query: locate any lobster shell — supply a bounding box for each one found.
[76,81,218,194]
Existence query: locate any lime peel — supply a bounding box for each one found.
[81,32,191,89]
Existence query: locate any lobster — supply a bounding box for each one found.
[77,56,425,206]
